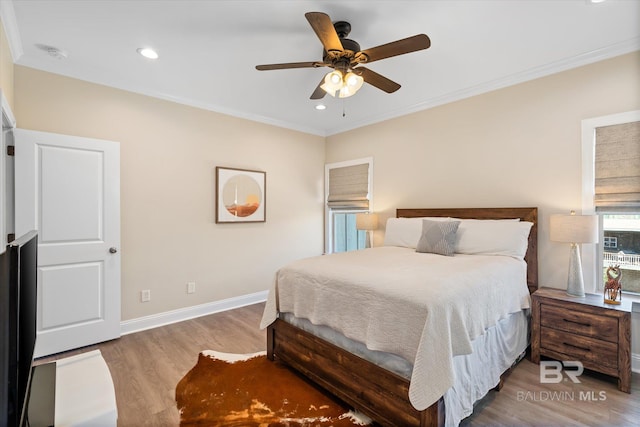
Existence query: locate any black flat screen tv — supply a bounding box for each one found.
[0,231,38,427]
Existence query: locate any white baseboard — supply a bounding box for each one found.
[120,290,268,335]
[119,293,640,375]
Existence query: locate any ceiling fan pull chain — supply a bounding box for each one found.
[342,100,346,118]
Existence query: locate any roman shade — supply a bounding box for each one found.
[327,163,369,209]
[595,121,640,209]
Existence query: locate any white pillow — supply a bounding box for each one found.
[456,220,533,259]
[383,217,450,249]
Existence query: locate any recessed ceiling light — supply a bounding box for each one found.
[137,47,159,59]
[589,0,607,3]
[315,104,326,110]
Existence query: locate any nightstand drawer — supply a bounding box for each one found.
[540,304,618,343]
[540,327,618,369]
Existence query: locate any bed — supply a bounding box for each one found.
[261,207,538,427]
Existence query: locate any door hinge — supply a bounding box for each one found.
[7,145,14,156]
[7,233,15,243]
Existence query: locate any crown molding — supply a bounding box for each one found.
[1,90,16,129]
[326,37,640,136]
[0,0,23,62]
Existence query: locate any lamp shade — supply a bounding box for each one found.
[550,213,599,244]
[356,213,378,231]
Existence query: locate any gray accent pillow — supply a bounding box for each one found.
[415,219,461,256]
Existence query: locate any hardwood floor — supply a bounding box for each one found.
[37,304,265,426]
[39,303,639,426]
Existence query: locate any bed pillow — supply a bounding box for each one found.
[383,217,450,249]
[416,219,461,256]
[455,220,533,259]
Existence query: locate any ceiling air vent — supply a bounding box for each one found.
[35,44,68,60]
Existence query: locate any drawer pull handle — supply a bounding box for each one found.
[562,318,591,328]
[563,342,590,352]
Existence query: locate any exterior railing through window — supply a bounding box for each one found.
[603,252,640,269]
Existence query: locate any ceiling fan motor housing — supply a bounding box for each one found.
[333,21,351,38]
[322,20,366,68]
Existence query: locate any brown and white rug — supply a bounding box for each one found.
[175,351,372,426]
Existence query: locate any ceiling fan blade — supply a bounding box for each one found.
[310,77,327,99]
[361,34,431,63]
[305,12,343,53]
[256,61,325,71]
[356,67,401,93]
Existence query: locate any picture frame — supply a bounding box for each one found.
[215,167,266,223]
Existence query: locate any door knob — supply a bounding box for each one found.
[109,247,118,254]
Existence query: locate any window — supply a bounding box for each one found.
[325,158,373,254]
[603,236,618,249]
[331,212,367,252]
[602,215,640,294]
[583,111,640,295]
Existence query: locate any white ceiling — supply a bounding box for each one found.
[2,0,639,136]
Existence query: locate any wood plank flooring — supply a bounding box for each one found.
[38,303,639,426]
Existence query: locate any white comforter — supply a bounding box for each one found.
[260,246,531,411]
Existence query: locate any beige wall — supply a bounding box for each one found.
[326,51,640,291]
[0,18,14,107]
[10,50,640,365]
[14,66,325,320]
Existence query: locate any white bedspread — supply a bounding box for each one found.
[260,246,531,411]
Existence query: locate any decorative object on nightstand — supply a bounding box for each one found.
[531,288,632,393]
[549,211,598,297]
[356,213,378,248]
[604,265,622,305]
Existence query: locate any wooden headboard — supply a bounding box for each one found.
[396,207,538,294]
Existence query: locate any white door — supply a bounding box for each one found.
[14,129,120,358]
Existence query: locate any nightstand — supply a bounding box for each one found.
[531,287,632,393]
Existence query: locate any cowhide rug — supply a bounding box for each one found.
[175,351,372,426]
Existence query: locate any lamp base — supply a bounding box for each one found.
[566,243,585,297]
[365,230,373,249]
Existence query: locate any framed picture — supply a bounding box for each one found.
[215,167,266,223]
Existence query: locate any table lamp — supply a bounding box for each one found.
[550,211,599,297]
[356,213,378,248]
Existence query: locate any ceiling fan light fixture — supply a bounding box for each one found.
[345,71,364,90]
[321,70,364,98]
[321,70,344,97]
[328,70,342,85]
[337,72,364,98]
[338,86,353,98]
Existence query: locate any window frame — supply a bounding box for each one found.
[603,236,618,249]
[581,110,640,293]
[325,157,373,254]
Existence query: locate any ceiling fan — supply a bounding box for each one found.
[255,12,431,99]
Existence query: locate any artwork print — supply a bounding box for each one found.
[216,167,266,223]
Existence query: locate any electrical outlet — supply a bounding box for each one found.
[187,282,196,294]
[141,289,151,302]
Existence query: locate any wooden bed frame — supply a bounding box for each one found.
[266,207,538,427]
